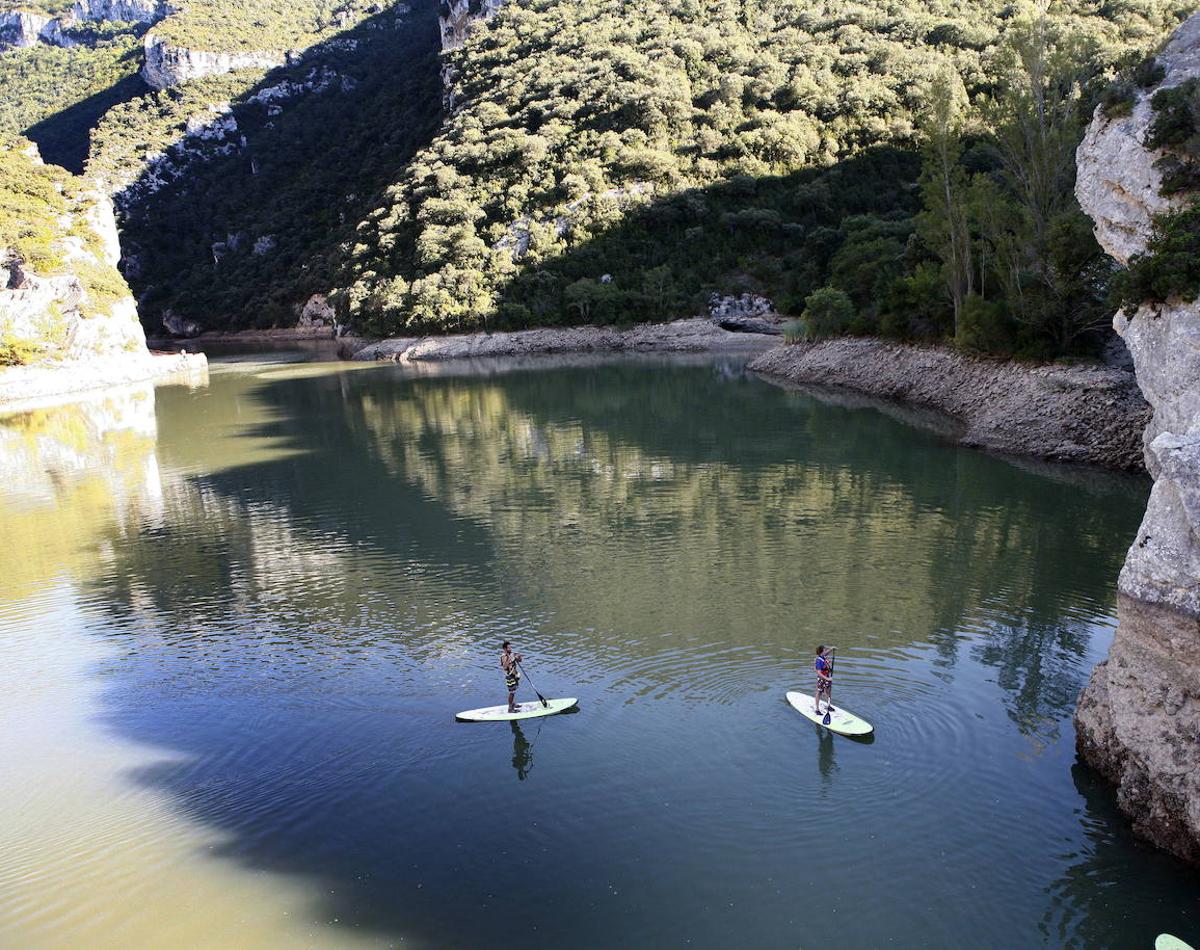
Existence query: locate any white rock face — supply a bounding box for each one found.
[0,10,58,48]
[0,0,169,50]
[72,0,170,23]
[1074,10,1200,866]
[1076,14,1200,264]
[297,293,336,328]
[438,0,507,50]
[1114,301,1200,614]
[142,32,286,90]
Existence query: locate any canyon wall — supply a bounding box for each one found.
[1073,11,1200,865]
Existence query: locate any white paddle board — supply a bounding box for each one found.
[1157,936,1195,950]
[456,698,577,722]
[786,691,873,736]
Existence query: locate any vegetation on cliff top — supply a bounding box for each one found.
[1,136,135,364]
[150,0,386,51]
[0,28,145,171]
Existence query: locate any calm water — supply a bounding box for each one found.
[1,353,1196,948]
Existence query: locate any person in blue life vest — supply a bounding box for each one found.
[501,640,523,713]
[813,644,834,714]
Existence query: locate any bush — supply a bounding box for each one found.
[955,295,1015,355]
[0,335,46,366]
[1134,57,1166,89]
[1099,80,1136,119]
[800,287,856,339]
[1146,79,1200,151]
[1114,200,1200,311]
[782,318,807,342]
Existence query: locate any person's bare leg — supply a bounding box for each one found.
[508,689,517,712]
[814,685,821,713]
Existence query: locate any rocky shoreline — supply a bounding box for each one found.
[750,339,1149,471]
[346,317,778,362]
[0,351,208,413]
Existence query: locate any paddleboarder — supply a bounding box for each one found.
[813,644,834,714]
[501,640,523,713]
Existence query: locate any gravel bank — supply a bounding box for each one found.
[348,318,777,361]
[750,339,1150,471]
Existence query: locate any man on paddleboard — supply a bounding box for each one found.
[501,641,523,713]
[813,645,834,714]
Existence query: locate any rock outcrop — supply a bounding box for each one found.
[0,9,60,48]
[749,339,1149,469]
[1,139,205,404]
[141,32,288,90]
[0,0,170,50]
[438,0,506,50]
[1073,11,1200,864]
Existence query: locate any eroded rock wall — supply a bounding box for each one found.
[1074,10,1200,864]
[141,32,288,89]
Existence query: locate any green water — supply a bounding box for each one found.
[1,352,1195,948]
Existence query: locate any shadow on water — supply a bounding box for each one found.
[1040,763,1200,945]
[61,357,1169,945]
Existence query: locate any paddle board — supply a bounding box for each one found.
[786,691,873,736]
[456,698,578,722]
[1157,936,1195,950]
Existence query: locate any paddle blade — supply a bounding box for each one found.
[822,708,831,725]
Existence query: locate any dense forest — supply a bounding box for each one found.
[0,0,1195,357]
[332,0,1191,358]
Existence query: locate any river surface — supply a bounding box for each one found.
[1,352,1196,948]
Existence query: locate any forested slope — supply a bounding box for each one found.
[2,0,1193,353]
[328,0,1190,357]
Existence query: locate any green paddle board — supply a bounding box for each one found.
[1157,935,1195,950]
[456,698,577,722]
[786,691,873,736]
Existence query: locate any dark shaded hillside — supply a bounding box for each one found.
[0,28,146,172]
[107,0,444,331]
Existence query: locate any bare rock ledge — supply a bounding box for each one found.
[749,339,1149,470]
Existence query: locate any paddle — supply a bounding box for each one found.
[516,659,549,708]
[822,649,836,725]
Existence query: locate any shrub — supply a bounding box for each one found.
[782,318,807,342]
[955,295,1015,355]
[1134,57,1166,89]
[1146,79,1200,151]
[0,335,46,366]
[800,287,856,339]
[1099,80,1136,119]
[1113,200,1200,311]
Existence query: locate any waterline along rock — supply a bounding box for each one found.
[1073,10,1200,864]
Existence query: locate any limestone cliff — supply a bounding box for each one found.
[2,139,146,362]
[0,0,169,50]
[438,0,505,50]
[1074,11,1200,864]
[140,31,289,90]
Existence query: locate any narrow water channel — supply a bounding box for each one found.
[1,353,1193,948]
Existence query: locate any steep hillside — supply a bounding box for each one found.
[332,0,1189,342]
[1,135,143,363]
[98,0,441,332]
[1074,10,1200,865]
[99,0,1190,350]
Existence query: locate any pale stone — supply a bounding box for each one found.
[1074,10,1200,865]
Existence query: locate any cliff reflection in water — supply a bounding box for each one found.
[77,357,1147,740]
[0,356,1170,948]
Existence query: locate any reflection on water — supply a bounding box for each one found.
[0,355,1195,948]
